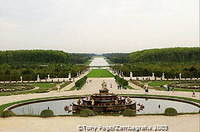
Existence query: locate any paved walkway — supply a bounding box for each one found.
[60,70,91,91]
[82,78,118,92]
[0,115,199,132]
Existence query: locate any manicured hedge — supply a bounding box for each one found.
[75,76,87,90]
[80,109,96,117]
[164,107,178,116]
[0,110,15,118]
[115,75,128,88]
[122,109,136,117]
[40,109,54,117]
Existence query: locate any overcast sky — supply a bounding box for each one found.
[0,0,199,53]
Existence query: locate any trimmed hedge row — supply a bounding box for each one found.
[0,110,15,117]
[115,75,128,88]
[40,109,54,117]
[80,109,96,117]
[164,107,178,116]
[122,109,136,117]
[75,76,87,90]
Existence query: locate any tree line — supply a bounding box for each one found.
[112,63,200,78]
[0,64,88,81]
[108,47,200,78]
[103,53,129,64]
[0,50,93,64]
[0,50,93,81]
[104,48,200,64]
[128,47,200,63]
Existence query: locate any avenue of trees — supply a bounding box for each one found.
[0,50,93,65]
[0,50,92,81]
[0,64,88,81]
[128,47,200,63]
[104,48,200,64]
[69,53,94,64]
[0,50,70,64]
[103,53,128,64]
[110,48,200,78]
[112,63,200,78]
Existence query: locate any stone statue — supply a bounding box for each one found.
[115,100,119,105]
[37,74,40,82]
[20,76,23,82]
[91,99,95,105]
[162,73,165,80]
[68,73,71,79]
[130,72,133,80]
[48,74,50,80]
[101,81,107,89]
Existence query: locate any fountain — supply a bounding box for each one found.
[70,82,136,113]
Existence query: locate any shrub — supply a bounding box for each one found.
[115,75,128,88]
[40,109,54,117]
[164,107,178,116]
[0,110,16,118]
[75,76,87,90]
[80,109,96,117]
[122,109,136,117]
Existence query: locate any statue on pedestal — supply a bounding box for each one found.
[101,81,107,89]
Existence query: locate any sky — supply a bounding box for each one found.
[0,0,199,53]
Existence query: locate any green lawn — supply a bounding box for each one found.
[147,81,200,92]
[87,69,114,78]
[31,83,56,89]
[0,83,58,96]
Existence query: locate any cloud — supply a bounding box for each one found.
[0,0,199,53]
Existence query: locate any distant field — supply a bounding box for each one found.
[87,69,114,78]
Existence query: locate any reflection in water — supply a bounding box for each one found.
[89,57,109,67]
[11,98,200,116]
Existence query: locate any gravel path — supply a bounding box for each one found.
[0,115,199,132]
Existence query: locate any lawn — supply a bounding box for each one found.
[87,69,114,78]
[147,81,200,92]
[0,82,58,96]
[31,83,56,89]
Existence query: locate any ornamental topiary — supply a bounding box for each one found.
[0,110,16,118]
[40,109,54,117]
[122,109,136,117]
[164,107,178,116]
[80,109,96,117]
[75,76,87,90]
